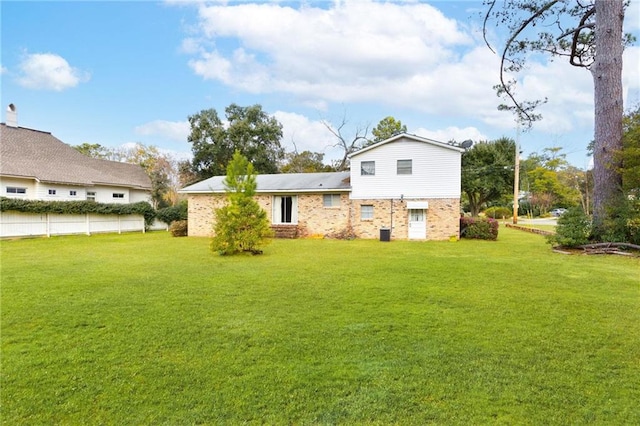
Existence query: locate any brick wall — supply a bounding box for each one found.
[349,198,460,240]
[296,193,350,237]
[188,193,459,240]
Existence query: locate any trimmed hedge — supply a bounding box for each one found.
[460,216,499,240]
[0,197,156,227]
[156,201,188,225]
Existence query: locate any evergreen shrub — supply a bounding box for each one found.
[546,207,591,247]
[157,201,188,225]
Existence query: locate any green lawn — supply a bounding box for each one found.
[1,228,639,424]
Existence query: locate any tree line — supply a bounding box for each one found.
[73,105,408,210]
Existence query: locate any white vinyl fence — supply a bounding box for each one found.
[1,211,168,238]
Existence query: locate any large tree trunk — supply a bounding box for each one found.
[590,0,624,236]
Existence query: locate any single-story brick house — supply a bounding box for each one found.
[180,133,463,241]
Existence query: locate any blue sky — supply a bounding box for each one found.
[2,0,639,169]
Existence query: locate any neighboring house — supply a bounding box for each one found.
[181,133,463,241]
[0,112,151,204]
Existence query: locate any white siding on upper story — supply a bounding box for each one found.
[35,181,88,201]
[349,139,461,199]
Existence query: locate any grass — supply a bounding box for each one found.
[1,228,639,424]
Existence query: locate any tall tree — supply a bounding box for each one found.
[280,150,334,173]
[321,112,370,171]
[211,151,273,255]
[620,104,640,196]
[520,147,583,215]
[187,104,284,181]
[461,137,516,216]
[73,143,113,159]
[483,0,631,239]
[370,116,407,144]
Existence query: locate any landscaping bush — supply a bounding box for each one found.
[0,197,156,227]
[156,201,188,225]
[600,197,640,245]
[546,207,591,247]
[484,206,512,219]
[169,220,188,237]
[460,216,499,240]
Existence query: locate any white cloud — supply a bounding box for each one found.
[273,111,343,162]
[186,0,472,101]
[134,120,190,142]
[177,0,639,158]
[17,53,89,91]
[624,0,640,32]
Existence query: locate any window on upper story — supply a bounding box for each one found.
[86,191,96,201]
[70,190,77,196]
[6,187,27,195]
[48,189,57,195]
[113,193,125,199]
[361,161,375,176]
[361,205,374,220]
[397,159,412,175]
[323,194,341,207]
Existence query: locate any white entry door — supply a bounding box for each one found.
[408,209,426,240]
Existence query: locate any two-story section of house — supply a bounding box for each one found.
[348,133,463,240]
[0,108,151,204]
[181,133,463,241]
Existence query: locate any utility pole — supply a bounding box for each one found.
[513,127,520,224]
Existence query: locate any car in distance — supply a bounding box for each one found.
[550,208,567,217]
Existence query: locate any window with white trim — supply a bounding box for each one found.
[361,205,374,220]
[397,159,412,175]
[113,193,124,199]
[323,194,341,207]
[48,189,57,195]
[361,161,375,176]
[87,191,96,201]
[6,187,26,195]
[70,190,77,196]
[273,195,298,224]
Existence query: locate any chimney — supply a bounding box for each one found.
[6,104,18,127]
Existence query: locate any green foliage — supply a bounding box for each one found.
[484,206,512,219]
[169,220,188,237]
[460,216,499,240]
[0,197,156,227]
[547,207,591,247]
[280,151,334,173]
[187,104,284,181]
[211,151,273,255]
[72,142,113,159]
[156,200,188,225]
[461,138,515,216]
[620,104,640,196]
[371,116,407,143]
[600,196,640,245]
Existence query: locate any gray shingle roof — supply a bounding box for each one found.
[0,124,151,189]
[181,171,351,193]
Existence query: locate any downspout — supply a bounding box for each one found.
[389,198,393,239]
